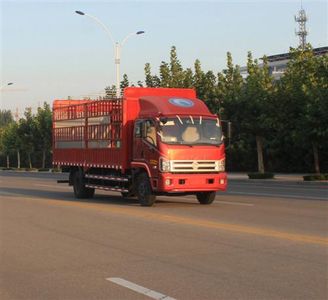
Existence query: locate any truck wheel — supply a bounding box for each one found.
[73,170,95,199]
[196,191,216,205]
[136,173,156,206]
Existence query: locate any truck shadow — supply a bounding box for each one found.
[1,187,199,207]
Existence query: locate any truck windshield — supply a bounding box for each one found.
[159,117,223,146]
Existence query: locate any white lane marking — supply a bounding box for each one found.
[106,277,176,300]
[219,200,254,207]
[227,191,327,201]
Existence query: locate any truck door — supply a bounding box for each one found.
[133,119,159,177]
[143,119,159,179]
[133,120,143,159]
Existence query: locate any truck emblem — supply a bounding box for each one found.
[192,161,199,170]
[169,98,194,107]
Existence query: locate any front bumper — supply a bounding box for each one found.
[156,172,227,192]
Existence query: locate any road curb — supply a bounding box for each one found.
[228,178,328,186]
[227,172,328,183]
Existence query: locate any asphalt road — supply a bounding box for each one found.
[0,171,327,300]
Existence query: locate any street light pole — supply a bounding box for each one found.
[75,11,145,98]
[115,42,121,98]
[0,82,13,90]
[114,30,144,98]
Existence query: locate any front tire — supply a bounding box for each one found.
[72,170,95,199]
[196,191,216,205]
[136,173,156,206]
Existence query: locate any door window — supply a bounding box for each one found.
[145,120,157,146]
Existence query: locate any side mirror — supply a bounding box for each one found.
[221,120,232,149]
[221,120,232,140]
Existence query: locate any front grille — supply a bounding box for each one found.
[171,160,223,173]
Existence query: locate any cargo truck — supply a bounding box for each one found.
[53,87,227,206]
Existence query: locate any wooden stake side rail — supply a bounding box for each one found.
[53,99,126,170]
[53,100,122,121]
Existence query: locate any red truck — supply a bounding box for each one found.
[53,87,227,206]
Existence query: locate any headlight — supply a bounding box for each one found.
[215,159,225,172]
[159,157,171,172]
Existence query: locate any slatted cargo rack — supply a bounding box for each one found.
[53,99,126,171]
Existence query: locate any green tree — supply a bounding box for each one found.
[0,109,14,167]
[18,108,35,168]
[35,103,52,168]
[201,71,217,109]
[120,74,129,89]
[193,59,205,99]
[169,46,184,87]
[183,68,194,88]
[243,53,275,173]
[0,127,9,167]
[144,63,160,87]
[159,61,171,87]
[222,52,274,173]
[1,122,21,168]
[217,52,244,113]
[217,52,247,171]
[0,110,13,128]
[146,46,194,89]
[279,46,328,173]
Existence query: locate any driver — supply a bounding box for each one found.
[181,126,200,143]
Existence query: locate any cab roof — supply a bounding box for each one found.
[138,96,214,117]
[123,87,214,118]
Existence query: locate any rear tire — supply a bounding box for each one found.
[72,170,95,199]
[136,173,156,206]
[196,191,216,205]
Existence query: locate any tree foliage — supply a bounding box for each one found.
[1,122,21,168]
[35,103,52,168]
[0,110,13,128]
[120,74,130,89]
[0,104,53,169]
[277,45,328,173]
[143,45,327,173]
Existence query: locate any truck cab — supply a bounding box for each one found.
[130,95,227,206]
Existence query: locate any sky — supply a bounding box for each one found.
[0,0,327,115]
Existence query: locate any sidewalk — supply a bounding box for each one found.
[227,173,327,184]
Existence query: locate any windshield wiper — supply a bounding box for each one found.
[193,142,222,147]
